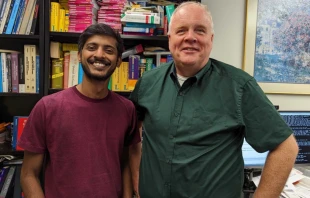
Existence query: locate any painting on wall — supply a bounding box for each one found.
[243,0,310,94]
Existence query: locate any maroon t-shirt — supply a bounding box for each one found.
[18,86,141,198]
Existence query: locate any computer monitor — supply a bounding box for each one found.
[242,139,268,168]
[279,111,310,165]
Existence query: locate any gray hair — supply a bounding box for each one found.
[167,2,214,35]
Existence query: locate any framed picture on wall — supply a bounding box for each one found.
[243,0,310,95]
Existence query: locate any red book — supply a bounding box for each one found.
[14,116,28,151]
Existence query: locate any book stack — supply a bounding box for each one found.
[96,0,126,34]
[0,46,40,94]
[68,0,99,33]
[121,6,161,36]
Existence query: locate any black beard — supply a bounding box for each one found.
[81,61,115,82]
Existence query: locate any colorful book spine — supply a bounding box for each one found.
[36,54,39,93]
[111,66,120,91]
[0,52,2,92]
[63,52,70,89]
[11,0,25,34]
[120,62,129,91]
[1,53,8,92]
[129,55,140,79]
[14,0,28,34]
[5,0,21,34]
[18,53,25,93]
[50,2,60,31]
[51,58,64,89]
[11,52,19,93]
[58,8,65,32]
[24,45,31,93]
[68,51,78,87]
[29,45,36,93]
[78,62,83,84]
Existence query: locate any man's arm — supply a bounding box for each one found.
[122,147,133,198]
[254,134,298,198]
[21,150,45,198]
[130,121,143,198]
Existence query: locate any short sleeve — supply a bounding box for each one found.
[124,104,141,147]
[241,78,292,152]
[129,77,146,121]
[18,99,47,153]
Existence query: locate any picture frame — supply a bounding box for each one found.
[243,0,310,95]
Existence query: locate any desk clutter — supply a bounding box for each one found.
[251,167,310,198]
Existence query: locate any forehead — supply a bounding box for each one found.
[172,5,210,28]
[84,35,117,47]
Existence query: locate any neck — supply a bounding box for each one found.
[76,77,109,99]
[175,59,209,77]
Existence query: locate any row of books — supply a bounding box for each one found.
[50,42,82,89]
[50,0,99,33]
[110,53,173,92]
[49,0,175,35]
[0,46,39,93]
[0,0,39,35]
[51,51,83,89]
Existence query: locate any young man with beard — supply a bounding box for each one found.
[129,2,298,198]
[19,24,141,198]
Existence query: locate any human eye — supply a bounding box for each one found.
[86,44,97,51]
[176,28,185,34]
[105,47,115,54]
[196,28,206,34]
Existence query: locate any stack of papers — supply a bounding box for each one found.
[252,168,310,198]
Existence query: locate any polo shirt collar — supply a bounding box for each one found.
[169,59,212,81]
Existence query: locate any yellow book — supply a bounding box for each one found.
[51,59,64,89]
[64,9,69,32]
[120,62,129,91]
[24,45,31,93]
[50,2,60,31]
[62,43,78,52]
[29,45,37,93]
[59,9,65,32]
[111,67,121,91]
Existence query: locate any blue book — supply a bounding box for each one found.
[0,52,2,93]
[125,22,156,29]
[12,116,18,149]
[5,0,20,34]
[2,0,15,33]
[78,62,83,84]
[11,0,24,34]
[36,55,39,93]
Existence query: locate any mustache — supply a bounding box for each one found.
[87,57,111,66]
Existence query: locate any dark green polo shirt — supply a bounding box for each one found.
[129,59,292,198]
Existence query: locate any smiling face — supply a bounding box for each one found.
[168,4,214,76]
[78,35,121,82]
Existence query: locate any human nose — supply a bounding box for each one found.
[184,30,197,43]
[94,47,105,58]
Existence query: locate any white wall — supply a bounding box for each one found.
[202,0,310,111]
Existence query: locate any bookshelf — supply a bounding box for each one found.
[0,0,45,158]
[44,0,171,95]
